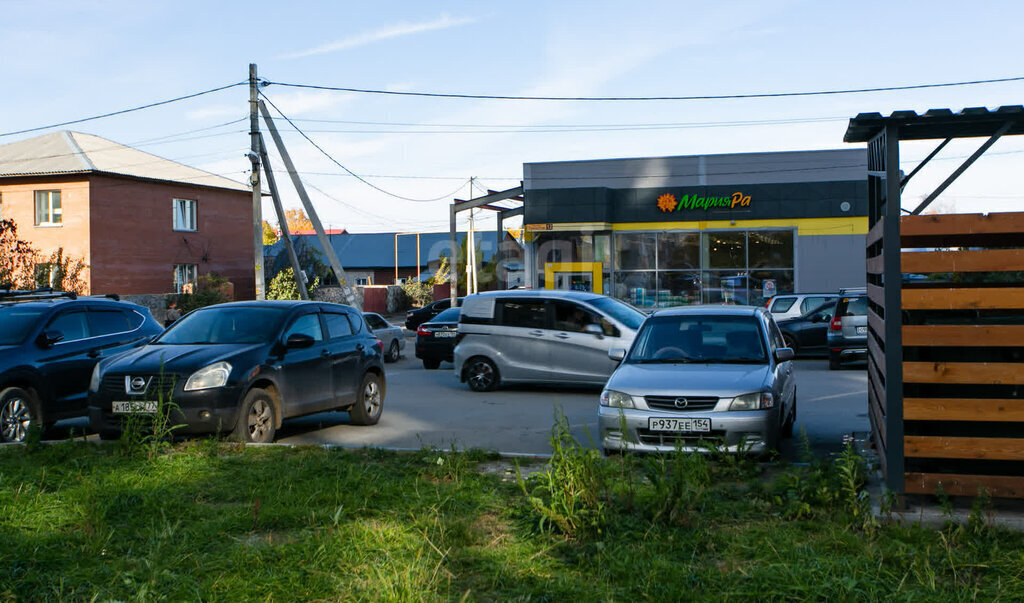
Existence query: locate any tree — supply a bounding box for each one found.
[262,220,278,245]
[0,219,87,293]
[284,208,313,233]
[267,267,319,300]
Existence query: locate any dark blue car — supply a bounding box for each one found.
[0,290,163,442]
[88,300,385,443]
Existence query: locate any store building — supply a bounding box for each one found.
[522,149,868,308]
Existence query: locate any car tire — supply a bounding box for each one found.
[828,352,841,370]
[233,388,277,443]
[422,359,441,370]
[782,394,796,438]
[350,373,383,426]
[386,340,400,363]
[465,357,500,392]
[0,387,41,443]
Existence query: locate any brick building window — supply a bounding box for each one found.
[172,198,197,231]
[34,190,62,226]
[173,264,198,293]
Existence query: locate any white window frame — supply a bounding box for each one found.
[173,264,198,293]
[172,198,197,232]
[34,190,62,226]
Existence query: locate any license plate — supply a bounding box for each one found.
[112,401,158,414]
[648,417,711,433]
[856,326,867,335]
[434,331,456,338]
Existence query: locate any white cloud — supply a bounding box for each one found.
[281,14,476,59]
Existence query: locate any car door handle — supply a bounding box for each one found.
[321,349,331,358]
[529,330,544,337]
[554,333,570,339]
[87,350,101,358]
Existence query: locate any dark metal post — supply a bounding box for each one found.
[883,123,904,494]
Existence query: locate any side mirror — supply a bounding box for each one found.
[608,348,626,362]
[285,333,315,349]
[36,329,64,348]
[583,324,604,338]
[774,347,795,363]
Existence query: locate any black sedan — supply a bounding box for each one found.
[776,300,835,357]
[415,307,460,369]
[88,301,385,443]
[405,298,463,330]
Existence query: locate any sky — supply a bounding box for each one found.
[2,0,1023,234]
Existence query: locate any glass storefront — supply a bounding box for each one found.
[536,229,795,308]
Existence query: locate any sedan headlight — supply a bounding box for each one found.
[729,392,774,411]
[88,363,102,393]
[184,361,232,391]
[600,389,635,409]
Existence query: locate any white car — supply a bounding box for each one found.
[766,293,839,321]
[363,312,405,363]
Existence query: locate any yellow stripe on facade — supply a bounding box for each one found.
[609,217,868,235]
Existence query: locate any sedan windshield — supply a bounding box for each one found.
[155,307,288,345]
[629,314,767,364]
[0,307,47,345]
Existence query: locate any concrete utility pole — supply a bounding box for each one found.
[249,63,266,300]
[257,133,307,300]
[257,100,360,308]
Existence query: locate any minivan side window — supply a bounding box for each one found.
[552,300,619,337]
[770,297,796,313]
[497,299,547,329]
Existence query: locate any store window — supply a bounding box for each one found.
[534,232,611,291]
[703,232,746,269]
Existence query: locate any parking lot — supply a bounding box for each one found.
[273,350,868,460]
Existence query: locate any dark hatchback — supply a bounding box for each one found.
[0,292,163,442]
[776,300,836,357]
[405,298,463,330]
[415,306,460,369]
[88,301,386,443]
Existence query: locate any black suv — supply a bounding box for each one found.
[0,289,163,442]
[88,300,386,443]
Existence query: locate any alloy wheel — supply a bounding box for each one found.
[248,399,273,441]
[0,396,31,443]
[363,379,382,418]
[468,360,496,391]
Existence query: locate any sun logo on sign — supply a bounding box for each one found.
[657,193,678,213]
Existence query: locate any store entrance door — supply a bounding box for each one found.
[554,272,593,292]
[545,262,603,293]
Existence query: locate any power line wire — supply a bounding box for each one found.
[270,116,846,129]
[259,91,471,203]
[0,81,248,138]
[263,75,1024,102]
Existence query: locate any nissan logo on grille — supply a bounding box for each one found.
[125,376,151,395]
[673,397,689,409]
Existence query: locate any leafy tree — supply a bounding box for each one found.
[262,220,278,245]
[267,267,319,300]
[1,219,88,293]
[284,208,314,233]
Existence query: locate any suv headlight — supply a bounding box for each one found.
[89,363,102,393]
[184,361,232,391]
[729,392,774,411]
[600,389,635,409]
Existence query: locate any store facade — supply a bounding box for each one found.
[522,149,868,308]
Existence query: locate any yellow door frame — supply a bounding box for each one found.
[544,262,603,292]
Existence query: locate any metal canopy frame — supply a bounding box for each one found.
[449,186,524,306]
[843,105,1024,494]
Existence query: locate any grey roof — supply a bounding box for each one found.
[844,106,1024,143]
[0,131,249,192]
[650,305,761,317]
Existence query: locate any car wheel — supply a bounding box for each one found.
[828,352,841,370]
[782,394,796,438]
[422,359,441,370]
[233,388,277,443]
[350,373,383,425]
[0,387,41,443]
[386,340,401,363]
[465,357,499,392]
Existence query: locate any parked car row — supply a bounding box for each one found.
[0,288,391,444]
[770,288,868,370]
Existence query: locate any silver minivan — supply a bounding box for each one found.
[453,291,645,391]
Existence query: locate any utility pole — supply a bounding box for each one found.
[257,133,307,300]
[249,63,265,300]
[467,177,477,295]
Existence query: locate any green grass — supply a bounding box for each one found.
[1,437,1023,601]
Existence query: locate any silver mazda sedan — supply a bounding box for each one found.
[598,305,796,455]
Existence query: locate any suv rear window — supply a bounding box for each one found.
[769,297,796,312]
[840,297,867,316]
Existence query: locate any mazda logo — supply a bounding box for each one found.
[673,397,689,409]
[125,376,150,394]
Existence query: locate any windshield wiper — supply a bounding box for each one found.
[634,357,693,364]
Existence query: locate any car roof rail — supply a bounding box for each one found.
[83,293,121,301]
[0,286,78,301]
[838,287,867,295]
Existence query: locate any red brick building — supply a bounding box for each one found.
[0,131,255,297]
